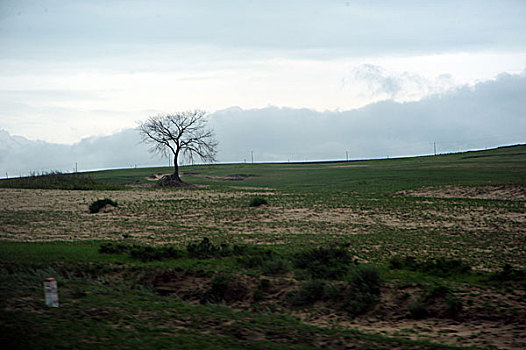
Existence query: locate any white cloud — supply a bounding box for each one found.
[342,64,457,103]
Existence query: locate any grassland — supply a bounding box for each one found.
[1,145,525,349]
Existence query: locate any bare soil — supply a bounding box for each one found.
[401,184,526,201]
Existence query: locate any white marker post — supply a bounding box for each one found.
[44,278,59,307]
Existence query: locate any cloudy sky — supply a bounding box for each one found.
[1,0,525,174]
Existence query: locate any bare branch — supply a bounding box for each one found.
[137,110,218,181]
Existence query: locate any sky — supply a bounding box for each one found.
[1,0,525,174]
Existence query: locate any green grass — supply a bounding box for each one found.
[0,243,465,350]
[1,144,525,349]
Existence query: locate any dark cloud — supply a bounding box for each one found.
[1,72,524,177]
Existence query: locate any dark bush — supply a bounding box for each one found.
[201,274,248,304]
[186,237,227,259]
[489,263,526,283]
[89,198,118,213]
[236,247,291,275]
[261,256,291,275]
[348,265,382,295]
[408,301,429,319]
[253,279,271,302]
[129,245,185,262]
[294,246,354,279]
[287,279,327,306]
[249,197,268,207]
[415,285,463,319]
[99,242,131,254]
[344,265,382,317]
[389,256,471,277]
[445,296,463,317]
[201,273,232,303]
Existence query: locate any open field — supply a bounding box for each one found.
[1,145,525,349]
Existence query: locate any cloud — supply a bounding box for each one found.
[0,129,161,177]
[1,71,525,177]
[209,71,526,161]
[342,64,457,103]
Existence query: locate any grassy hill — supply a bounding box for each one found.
[87,144,526,191]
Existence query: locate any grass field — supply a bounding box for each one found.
[1,145,525,349]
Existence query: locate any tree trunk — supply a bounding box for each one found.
[156,152,184,187]
[172,154,183,183]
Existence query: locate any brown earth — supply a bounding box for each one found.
[401,184,526,201]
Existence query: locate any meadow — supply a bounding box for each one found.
[1,145,525,349]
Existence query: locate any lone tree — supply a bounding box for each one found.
[139,110,218,186]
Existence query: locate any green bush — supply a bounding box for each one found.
[261,256,291,275]
[253,278,271,302]
[408,301,429,319]
[236,247,291,275]
[201,274,248,304]
[287,279,327,306]
[389,256,471,277]
[99,242,131,254]
[410,285,463,319]
[89,198,118,213]
[187,237,224,259]
[201,273,232,304]
[294,246,354,279]
[489,263,526,284]
[249,197,268,207]
[130,246,185,262]
[344,265,382,317]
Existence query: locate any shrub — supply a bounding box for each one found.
[445,296,463,317]
[344,265,382,317]
[201,273,232,303]
[130,246,185,262]
[287,279,327,306]
[294,246,354,279]
[236,247,291,275]
[253,278,271,302]
[249,197,268,207]
[489,263,526,284]
[99,242,131,254]
[413,285,463,319]
[389,256,471,277]
[261,256,291,275]
[186,237,224,259]
[89,198,118,213]
[408,301,429,319]
[201,274,248,304]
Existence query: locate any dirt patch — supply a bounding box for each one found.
[401,185,526,201]
[145,173,171,181]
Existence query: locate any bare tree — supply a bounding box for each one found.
[138,110,218,186]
